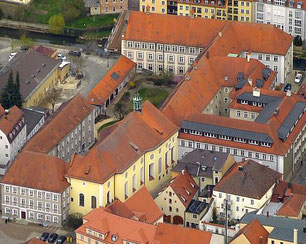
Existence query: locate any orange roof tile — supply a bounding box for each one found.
[0,105,24,136]
[232,219,269,244]
[88,55,136,106]
[66,101,178,183]
[1,151,69,193]
[125,186,163,224]
[276,194,306,218]
[124,11,227,47]
[24,94,93,154]
[169,171,199,208]
[23,238,46,244]
[154,223,212,244]
[214,159,281,199]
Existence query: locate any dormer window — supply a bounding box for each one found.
[185,188,191,195]
[180,195,187,202]
[189,181,195,188]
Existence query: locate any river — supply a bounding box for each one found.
[0,27,86,48]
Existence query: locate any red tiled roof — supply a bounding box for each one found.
[23,238,46,244]
[24,94,93,154]
[32,45,56,57]
[169,171,198,208]
[0,105,23,136]
[124,186,163,224]
[66,101,178,183]
[232,219,269,244]
[1,151,69,193]
[88,55,136,106]
[276,194,306,218]
[214,159,281,199]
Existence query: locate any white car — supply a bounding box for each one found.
[57,53,67,60]
[295,73,303,84]
[8,52,17,62]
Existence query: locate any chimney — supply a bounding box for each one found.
[266,211,269,218]
[253,87,260,97]
[273,108,279,116]
[182,169,185,175]
[145,5,150,14]
[206,51,210,59]
[293,229,298,244]
[248,77,252,86]
[238,166,243,171]
[224,75,228,81]
[247,51,251,63]
[259,236,263,244]
[190,9,195,19]
[286,90,292,97]
[4,109,9,116]
[218,32,222,38]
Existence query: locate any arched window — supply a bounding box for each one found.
[91,196,96,209]
[79,193,84,207]
[106,191,111,204]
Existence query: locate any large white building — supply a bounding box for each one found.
[213,159,281,220]
[254,0,306,40]
[0,106,26,175]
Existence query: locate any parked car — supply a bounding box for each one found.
[56,236,67,244]
[68,50,81,57]
[57,53,67,60]
[40,232,49,241]
[284,83,292,92]
[8,52,17,62]
[48,233,59,243]
[20,46,29,51]
[295,73,303,84]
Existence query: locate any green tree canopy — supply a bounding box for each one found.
[49,14,65,34]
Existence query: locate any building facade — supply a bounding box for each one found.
[254,0,306,40]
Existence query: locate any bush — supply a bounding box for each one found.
[294,35,303,47]
[64,213,83,229]
[122,91,130,101]
[129,81,136,89]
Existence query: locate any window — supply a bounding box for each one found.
[265,55,270,61]
[189,57,195,64]
[53,216,58,224]
[12,187,17,194]
[236,110,241,117]
[168,55,174,62]
[46,193,50,200]
[147,53,153,61]
[157,44,163,51]
[127,51,133,59]
[243,111,248,118]
[137,52,143,60]
[179,46,185,53]
[178,56,185,64]
[149,163,155,180]
[124,182,128,199]
[178,66,185,74]
[132,174,137,191]
[157,54,163,61]
[273,56,278,62]
[21,188,26,196]
[258,54,262,60]
[219,193,222,198]
[158,157,162,175]
[127,41,133,48]
[5,186,10,193]
[189,47,195,54]
[106,191,111,204]
[137,63,143,70]
[45,215,51,222]
[79,193,84,207]
[251,199,254,205]
[91,196,97,209]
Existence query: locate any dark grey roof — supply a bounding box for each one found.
[21,107,48,136]
[173,149,229,177]
[0,50,60,102]
[255,79,264,88]
[237,72,244,80]
[85,0,100,7]
[255,98,282,123]
[278,102,306,141]
[235,78,247,89]
[182,120,274,144]
[241,213,306,243]
[186,200,207,214]
[199,184,214,198]
[237,92,280,104]
[262,68,271,80]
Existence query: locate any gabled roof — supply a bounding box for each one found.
[1,151,69,193]
[24,94,93,154]
[231,219,269,244]
[276,194,306,218]
[214,159,281,199]
[0,105,24,139]
[169,171,198,208]
[88,55,136,106]
[66,101,178,183]
[124,186,163,224]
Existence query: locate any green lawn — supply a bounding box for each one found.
[82,30,111,39]
[98,120,119,133]
[130,88,169,109]
[66,14,118,29]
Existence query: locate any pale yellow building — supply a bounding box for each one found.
[66,99,179,216]
[139,0,167,14]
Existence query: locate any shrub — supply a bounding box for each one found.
[129,81,136,89]
[64,213,83,229]
[293,35,303,47]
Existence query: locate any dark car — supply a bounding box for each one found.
[40,232,49,241]
[48,233,58,243]
[68,50,81,57]
[284,83,292,92]
[56,236,67,244]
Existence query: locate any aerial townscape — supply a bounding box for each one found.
[0,0,305,243]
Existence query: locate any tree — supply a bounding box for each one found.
[11,34,34,51]
[293,35,303,47]
[0,70,22,109]
[49,15,65,34]
[113,103,125,120]
[45,87,63,112]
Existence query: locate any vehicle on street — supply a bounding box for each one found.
[57,53,67,60]
[68,50,81,57]
[8,52,18,62]
[20,46,29,51]
[284,83,292,92]
[295,73,303,84]
[56,236,67,244]
[40,232,49,241]
[48,233,59,243]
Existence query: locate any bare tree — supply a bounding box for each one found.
[45,87,63,112]
[113,103,125,120]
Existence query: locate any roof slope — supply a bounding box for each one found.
[24,94,93,154]
[66,101,178,183]
[88,55,136,106]
[169,171,199,208]
[1,151,69,193]
[214,159,281,199]
[232,219,269,244]
[276,194,306,218]
[124,186,163,224]
[0,105,23,136]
